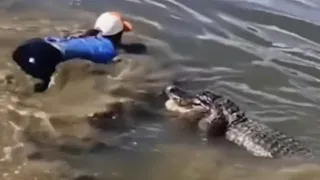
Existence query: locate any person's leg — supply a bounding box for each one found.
[12,37,64,92]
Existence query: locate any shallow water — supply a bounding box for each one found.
[1,0,320,179]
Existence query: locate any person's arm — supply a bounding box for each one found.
[65,29,102,39]
[117,43,147,54]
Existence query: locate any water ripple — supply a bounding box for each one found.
[216,81,315,107]
[163,0,213,23]
[2,0,320,179]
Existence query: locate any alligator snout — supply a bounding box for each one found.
[165,85,179,96]
[165,85,192,100]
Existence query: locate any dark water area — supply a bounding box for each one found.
[0,0,320,179]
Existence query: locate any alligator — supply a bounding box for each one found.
[164,85,314,159]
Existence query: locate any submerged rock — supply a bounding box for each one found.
[87,101,135,131]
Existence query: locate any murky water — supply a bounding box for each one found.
[1,0,320,179]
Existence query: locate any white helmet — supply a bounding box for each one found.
[94,11,132,36]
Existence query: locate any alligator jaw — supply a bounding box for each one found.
[164,85,207,113]
[165,98,193,113]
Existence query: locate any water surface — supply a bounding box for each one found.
[1,0,320,179]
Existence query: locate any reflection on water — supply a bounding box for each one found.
[0,0,320,179]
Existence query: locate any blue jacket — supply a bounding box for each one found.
[44,36,117,64]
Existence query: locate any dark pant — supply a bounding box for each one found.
[12,38,64,92]
[12,37,64,82]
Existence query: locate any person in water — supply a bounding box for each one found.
[12,11,145,92]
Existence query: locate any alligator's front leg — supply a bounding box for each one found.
[198,108,228,138]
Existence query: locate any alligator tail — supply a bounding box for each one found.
[225,119,313,158]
